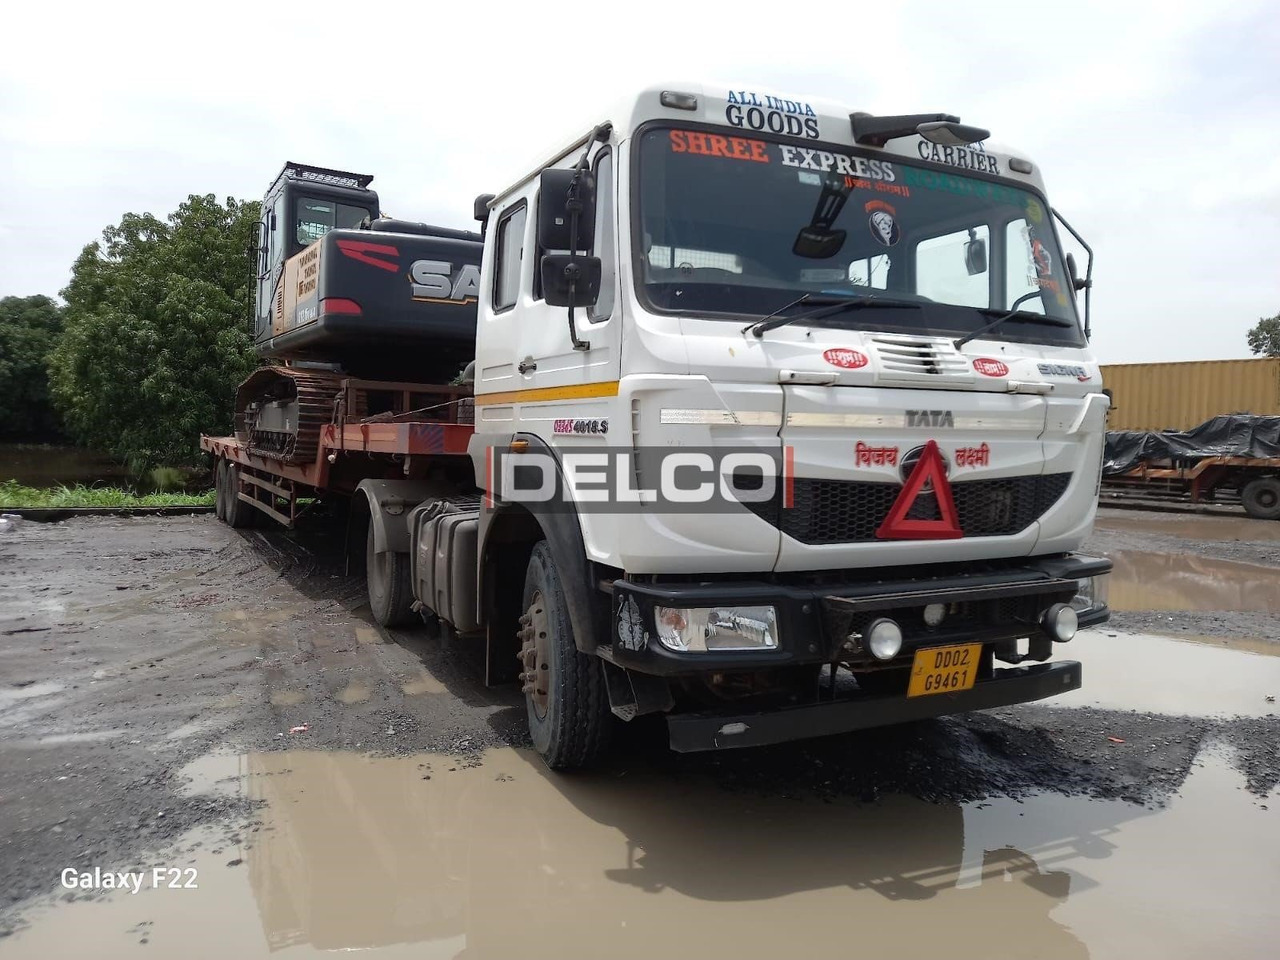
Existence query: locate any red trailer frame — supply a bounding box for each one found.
[201,377,475,526]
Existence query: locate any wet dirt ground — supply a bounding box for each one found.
[1,508,1277,957]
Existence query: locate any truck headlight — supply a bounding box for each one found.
[1070,574,1110,614]
[655,605,779,652]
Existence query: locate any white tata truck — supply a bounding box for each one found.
[220,83,1113,770]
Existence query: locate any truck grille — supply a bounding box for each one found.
[745,474,1072,544]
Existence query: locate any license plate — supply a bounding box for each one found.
[907,643,981,698]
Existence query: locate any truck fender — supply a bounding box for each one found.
[352,479,434,555]
[477,434,607,670]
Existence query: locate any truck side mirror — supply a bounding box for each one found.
[1066,252,1088,292]
[965,231,987,275]
[537,168,596,252]
[540,254,601,308]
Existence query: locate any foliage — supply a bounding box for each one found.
[1246,314,1280,357]
[0,480,214,508]
[48,195,262,469]
[0,295,64,439]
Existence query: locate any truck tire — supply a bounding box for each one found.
[366,524,415,627]
[223,465,258,529]
[519,541,612,770]
[214,460,229,522]
[1242,477,1280,520]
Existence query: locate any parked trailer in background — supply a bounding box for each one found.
[1102,414,1280,519]
[1100,358,1280,431]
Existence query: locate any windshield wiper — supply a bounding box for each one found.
[953,292,1076,349]
[744,293,920,338]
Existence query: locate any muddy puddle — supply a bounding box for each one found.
[1056,631,1279,717]
[1106,549,1279,615]
[1095,512,1280,542]
[4,742,1276,960]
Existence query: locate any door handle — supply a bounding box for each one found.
[518,358,537,374]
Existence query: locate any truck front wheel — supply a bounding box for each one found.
[519,541,612,770]
[1242,477,1280,520]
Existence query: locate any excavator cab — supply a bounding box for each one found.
[253,162,380,346]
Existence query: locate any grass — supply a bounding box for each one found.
[0,480,215,509]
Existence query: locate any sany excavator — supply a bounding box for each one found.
[237,162,481,464]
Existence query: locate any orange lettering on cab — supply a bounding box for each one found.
[668,131,770,163]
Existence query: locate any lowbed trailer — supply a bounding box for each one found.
[204,84,1117,769]
[201,377,474,528]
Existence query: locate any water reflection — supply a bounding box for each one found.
[1107,549,1280,614]
[235,748,1115,958]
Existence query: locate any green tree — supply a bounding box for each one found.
[0,294,64,439]
[49,195,261,469]
[1247,313,1280,357]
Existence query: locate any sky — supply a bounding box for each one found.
[2,0,1277,365]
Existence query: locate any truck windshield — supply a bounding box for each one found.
[634,126,1083,346]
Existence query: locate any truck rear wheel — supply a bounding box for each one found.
[223,464,258,529]
[366,524,415,627]
[214,460,229,522]
[519,541,611,770]
[1242,477,1280,520]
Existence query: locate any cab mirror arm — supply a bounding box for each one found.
[1052,208,1094,339]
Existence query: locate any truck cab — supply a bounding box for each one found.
[459,83,1111,766]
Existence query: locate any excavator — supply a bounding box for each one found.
[238,162,483,464]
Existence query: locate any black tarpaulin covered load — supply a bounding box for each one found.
[1103,415,1280,475]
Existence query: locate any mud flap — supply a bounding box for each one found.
[601,660,674,721]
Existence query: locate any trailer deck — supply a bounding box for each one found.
[202,376,475,526]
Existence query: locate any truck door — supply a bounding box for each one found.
[474,141,623,417]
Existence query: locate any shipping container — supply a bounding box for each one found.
[1100,358,1280,431]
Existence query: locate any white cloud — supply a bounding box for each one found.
[2,0,1277,362]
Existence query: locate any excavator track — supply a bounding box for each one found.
[235,368,344,466]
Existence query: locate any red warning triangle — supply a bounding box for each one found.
[875,439,962,540]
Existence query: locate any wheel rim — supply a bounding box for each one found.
[1259,489,1279,509]
[518,591,551,720]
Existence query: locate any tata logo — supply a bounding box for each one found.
[905,409,954,428]
[410,260,481,304]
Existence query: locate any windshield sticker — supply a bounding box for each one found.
[797,171,821,186]
[668,130,769,163]
[1025,199,1045,223]
[823,348,869,369]
[917,140,1001,175]
[898,166,1022,205]
[972,358,1009,377]
[726,90,819,139]
[866,201,900,246]
[779,147,896,182]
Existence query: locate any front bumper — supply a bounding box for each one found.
[667,660,1081,752]
[611,553,1111,676]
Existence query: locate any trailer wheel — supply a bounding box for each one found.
[366,524,415,627]
[223,465,258,529]
[214,460,229,522]
[519,541,612,770]
[1242,477,1280,520]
